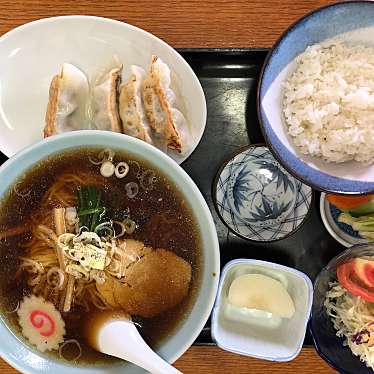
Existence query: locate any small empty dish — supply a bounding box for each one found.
[211,259,313,361]
[320,193,368,247]
[213,145,313,241]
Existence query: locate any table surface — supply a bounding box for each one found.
[0,0,338,373]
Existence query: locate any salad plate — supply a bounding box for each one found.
[311,243,374,374]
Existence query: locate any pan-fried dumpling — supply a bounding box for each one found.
[142,56,191,153]
[44,63,89,137]
[119,66,153,143]
[170,108,193,156]
[91,57,122,133]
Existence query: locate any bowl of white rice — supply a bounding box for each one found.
[258,1,374,194]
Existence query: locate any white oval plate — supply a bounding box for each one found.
[0,16,206,164]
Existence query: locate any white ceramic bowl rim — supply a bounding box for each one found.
[0,131,219,374]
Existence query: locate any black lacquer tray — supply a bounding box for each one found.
[177,49,345,346]
[0,49,346,347]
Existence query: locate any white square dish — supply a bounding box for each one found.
[211,259,313,362]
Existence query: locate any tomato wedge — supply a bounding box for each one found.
[337,261,374,303]
[326,194,372,210]
[353,258,374,289]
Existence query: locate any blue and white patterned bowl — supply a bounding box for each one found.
[214,145,313,242]
[258,1,374,194]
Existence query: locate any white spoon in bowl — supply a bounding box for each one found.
[83,310,182,374]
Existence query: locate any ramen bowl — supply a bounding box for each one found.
[0,130,220,374]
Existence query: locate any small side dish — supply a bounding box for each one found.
[325,256,374,370]
[212,259,312,362]
[214,145,313,242]
[326,194,374,241]
[283,39,374,165]
[44,56,192,156]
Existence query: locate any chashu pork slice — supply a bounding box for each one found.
[113,248,192,318]
[97,244,192,318]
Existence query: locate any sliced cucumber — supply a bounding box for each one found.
[349,200,374,217]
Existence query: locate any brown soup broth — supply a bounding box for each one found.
[0,148,202,366]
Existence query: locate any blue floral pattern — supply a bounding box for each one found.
[232,167,252,212]
[248,198,292,223]
[227,151,297,227]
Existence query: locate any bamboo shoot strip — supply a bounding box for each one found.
[63,277,75,312]
[54,208,75,312]
[53,208,66,269]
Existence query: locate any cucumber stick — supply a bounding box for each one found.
[348,200,374,217]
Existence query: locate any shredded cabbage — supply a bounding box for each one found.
[325,282,374,370]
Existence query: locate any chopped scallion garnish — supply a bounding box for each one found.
[76,186,106,231]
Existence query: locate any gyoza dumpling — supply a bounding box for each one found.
[119,65,152,143]
[91,57,122,132]
[170,108,193,156]
[142,56,190,153]
[44,63,89,137]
